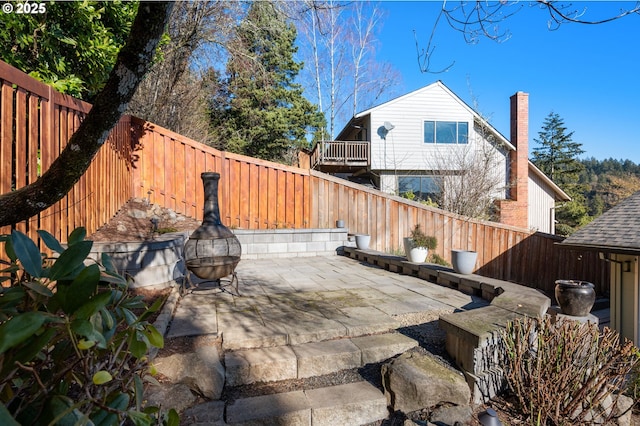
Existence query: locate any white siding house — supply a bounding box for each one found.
[319,81,569,233]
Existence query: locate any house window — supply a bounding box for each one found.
[423,121,468,144]
[398,175,442,202]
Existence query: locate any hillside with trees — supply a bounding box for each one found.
[531,112,640,236]
[579,157,640,218]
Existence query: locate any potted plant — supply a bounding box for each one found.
[403,224,437,263]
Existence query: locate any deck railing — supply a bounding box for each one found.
[310,140,370,169]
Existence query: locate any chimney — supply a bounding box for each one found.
[496,92,529,229]
[510,91,529,205]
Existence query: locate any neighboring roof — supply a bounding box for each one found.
[561,191,640,254]
[337,80,570,202]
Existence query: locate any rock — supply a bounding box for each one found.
[145,383,196,412]
[182,400,226,425]
[382,351,470,414]
[128,208,148,219]
[613,394,634,426]
[116,223,127,233]
[429,405,472,425]
[154,346,225,399]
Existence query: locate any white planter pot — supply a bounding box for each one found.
[451,249,478,274]
[403,237,428,263]
[355,234,370,249]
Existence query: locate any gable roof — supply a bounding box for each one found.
[561,191,640,254]
[350,80,515,150]
[338,80,570,202]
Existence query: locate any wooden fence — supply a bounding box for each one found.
[0,60,608,297]
[128,118,608,296]
[0,61,134,245]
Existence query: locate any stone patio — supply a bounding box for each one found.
[154,250,610,425]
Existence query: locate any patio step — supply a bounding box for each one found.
[225,381,388,425]
[224,332,418,386]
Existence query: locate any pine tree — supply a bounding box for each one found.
[532,112,585,195]
[209,1,325,163]
[532,112,588,235]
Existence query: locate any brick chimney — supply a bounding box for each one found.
[496,92,529,229]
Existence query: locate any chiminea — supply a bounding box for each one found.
[184,172,241,282]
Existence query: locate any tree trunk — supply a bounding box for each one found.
[0,2,173,227]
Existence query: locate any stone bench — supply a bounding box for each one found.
[439,284,550,403]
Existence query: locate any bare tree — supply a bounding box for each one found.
[397,108,509,220]
[0,2,173,227]
[417,1,640,73]
[429,122,510,219]
[127,0,239,144]
[293,1,400,139]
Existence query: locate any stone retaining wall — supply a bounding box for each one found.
[88,232,189,289]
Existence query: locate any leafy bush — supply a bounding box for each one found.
[501,316,639,425]
[0,228,178,425]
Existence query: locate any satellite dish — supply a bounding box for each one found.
[384,121,395,131]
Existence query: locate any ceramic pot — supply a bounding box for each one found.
[355,234,370,249]
[451,249,477,274]
[555,280,596,317]
[403,237,428,263]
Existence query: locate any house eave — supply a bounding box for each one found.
[528,162,572,202]
[558,242,640,256]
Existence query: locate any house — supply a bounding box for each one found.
[560,191,640,345]
[307,81,570,234]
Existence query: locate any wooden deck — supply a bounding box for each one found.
[309,140,370,172]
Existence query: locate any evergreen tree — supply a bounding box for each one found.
[532,112,585,195]
[209,1,325,163]
[0,1,137,101]
[532,112,588,235]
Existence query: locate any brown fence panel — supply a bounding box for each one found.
[129,117,313,230]
[0,61,135,248]
[306,170,608,295]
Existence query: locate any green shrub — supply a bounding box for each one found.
[428,253,450,266]
[0,228,178,426]
[501,316,639,425]
[409,224,437,250]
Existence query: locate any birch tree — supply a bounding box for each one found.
[294,1,400,139]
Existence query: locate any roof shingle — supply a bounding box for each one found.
[561,191,640,253]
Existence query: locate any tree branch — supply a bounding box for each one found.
[0,2,174,227]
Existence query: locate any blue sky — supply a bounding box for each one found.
[370,1,639,161]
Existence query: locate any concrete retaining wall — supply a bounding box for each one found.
[88,232,188,289]
[233,228,349,259]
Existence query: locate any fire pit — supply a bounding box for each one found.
[183,172,241,294]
